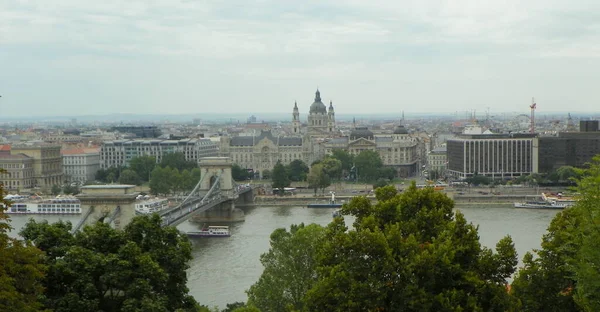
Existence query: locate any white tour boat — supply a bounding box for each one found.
[4,196,81,214]
[186,225,230,238]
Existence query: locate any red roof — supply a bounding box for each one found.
[0,145,11,151]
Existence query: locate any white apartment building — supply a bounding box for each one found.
[62,147,101,184]
[100,138,218,169]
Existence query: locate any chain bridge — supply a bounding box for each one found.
[71,157,253,233]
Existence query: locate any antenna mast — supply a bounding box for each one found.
[529,97,536,134]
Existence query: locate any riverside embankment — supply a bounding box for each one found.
[248,186,566,207]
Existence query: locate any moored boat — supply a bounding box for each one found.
[186,225,230,237]
[513,201,565,209]
[4,196,81,214]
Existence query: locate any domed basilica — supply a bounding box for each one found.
[292,89,336,136]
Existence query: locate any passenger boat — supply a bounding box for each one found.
[4,196,81,214]
[541,192,577,207]
[186,225,230,237]
[513,201,566,209]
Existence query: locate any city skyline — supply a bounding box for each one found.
[1,1,600,117]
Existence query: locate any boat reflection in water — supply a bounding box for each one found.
[186,225,231,238]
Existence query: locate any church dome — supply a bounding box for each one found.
[393,125,408,134]
[350,126,374,140]
[309,89,327,114]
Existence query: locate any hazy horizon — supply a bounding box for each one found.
[1,1,599,117]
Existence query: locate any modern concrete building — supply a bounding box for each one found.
[62,147,101,184]
[10,144,63,190]
[538,121,600,173]
[100,138,218,169]
[446,133,538,180]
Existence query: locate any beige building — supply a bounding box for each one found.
[0,150,35,191]
[427,146,447,176]
[63,147,101,184]
[219,130,317,177]
[322,125,420,177]
[10,144,63,190]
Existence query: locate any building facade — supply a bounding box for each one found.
[62,148,101,184]
[427,146,447,176]
[100,138,218,169]
[300,89,336,136]
[538,121,600,173]
[10,144,63,189]
[219,130,313,177]
[447,134,538,180]
[0,152,35,191]
[322,124,420,177]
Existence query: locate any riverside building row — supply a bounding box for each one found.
[0,144,63,191]
[100,138,219,169]
[446,120,600,180]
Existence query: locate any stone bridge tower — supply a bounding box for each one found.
[192,157,245,223]
[77,185,139,230]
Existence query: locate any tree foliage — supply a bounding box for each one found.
[247,223,325,312]
[512,155,600,311]
[95,166,125,183]
[307,163,330,195]
[129,155,156,182]
[160,152,197,171]
[119,169,142,185]
[320,157,342,181]
[304,184,520,311]
[286,159,309,182]
[0,169,48,312]
[19,214,203,312]
[330,149,354,173]
[271,161,290,195]
[232,164,251,181]
[353,150,383,182]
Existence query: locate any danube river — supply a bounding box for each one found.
[7,204,559,309]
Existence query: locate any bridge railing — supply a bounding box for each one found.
[162,170,224,227]
[71,205,94,234]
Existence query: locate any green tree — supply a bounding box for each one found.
[62,184,80,195]
[557,165,578,182]
[304,184,520,311]
[51,184,61,195]
[262,169,271,180]
[118,169,142,185]
[307,163,330,195]
[271,161,290,195]
[129,155,156,182]
[331,149,354,173]
[0,169,48,312]
[149,166,172,196]
[320,157,342,181]
[512,155,600,311]
[232,164,250,181]
[287,159,309,182]
[353,150,383,182]
[247,223,325,312]
[19,214,202,312]
[160,152,197,171]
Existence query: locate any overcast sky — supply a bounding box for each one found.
[1,1,599,118]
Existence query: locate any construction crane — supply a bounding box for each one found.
[530,97,536,134]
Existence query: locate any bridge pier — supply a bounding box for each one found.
[190,199,245,223]
[77,185,139,230]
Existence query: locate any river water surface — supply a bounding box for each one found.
[7,204,559,309]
